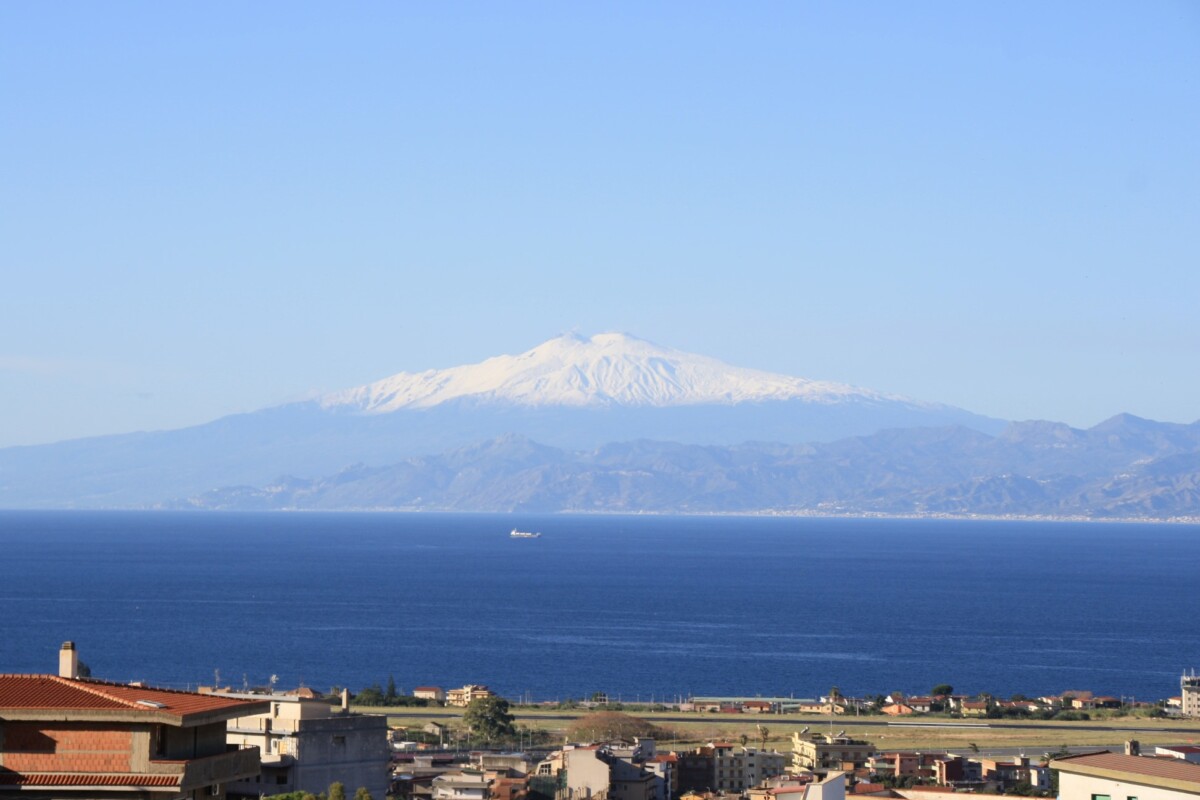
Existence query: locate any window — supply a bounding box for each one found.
[1091,795,1111,800]
[333,735,346,746]
[154,724,167,757]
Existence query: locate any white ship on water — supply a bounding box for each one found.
[510,528,541,538]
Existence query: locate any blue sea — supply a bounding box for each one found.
[1,511,1196,703]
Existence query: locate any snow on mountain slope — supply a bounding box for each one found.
[321,332,920,413]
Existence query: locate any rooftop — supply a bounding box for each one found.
[1052,752,1200,793]
[0,674,267,725]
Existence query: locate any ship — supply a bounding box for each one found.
[510,529,541,538]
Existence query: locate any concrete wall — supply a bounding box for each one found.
[566,749,612,799]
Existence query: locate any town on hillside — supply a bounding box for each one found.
[3,644,1200,800]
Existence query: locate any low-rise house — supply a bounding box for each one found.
[1052,751,1200,800]
[905,698,933,714]
[0,642,265,800]
[881,704,915,717]
[415,688,447,704]
[959,701,989,718]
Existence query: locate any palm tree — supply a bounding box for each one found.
[757,724,770,749]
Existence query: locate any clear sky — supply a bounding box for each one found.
[2,2,1198,447]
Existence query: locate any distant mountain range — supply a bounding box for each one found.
[174,414,1200,518]
[4,332,1197,517]
[0,333,1001,509]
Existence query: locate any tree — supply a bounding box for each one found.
[355,684,384,706]
[740,733,749,748]
[931,684,953,697]
[329,782,347,800]
[757,724,770,749]
[354,788,374,800]
[386,676,398,704]
[463,695,516,740]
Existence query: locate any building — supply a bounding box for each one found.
[415,687,447,704]
[216,690,390,799]
[870,752,944,781]
[959,701,989,717]
[977,756,1050,792]
[535,740,671,800]
[1182,673,1200,718]
[746,771,847,800]
[677,743,787,794]
[790,733,875,772]
[447,686,494,708]
[1156,746,1200,765]
[434,769,492,800]
[0,642,265,800]
[1052,751,1200,800]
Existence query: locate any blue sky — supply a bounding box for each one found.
[2,2,1198,447]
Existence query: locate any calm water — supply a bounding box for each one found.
[1,511,1196,702]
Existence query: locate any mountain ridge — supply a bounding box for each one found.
[172,415,1200,519]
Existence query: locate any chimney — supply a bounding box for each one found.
[59,641,79,679]
[341,688,350,712]
[1125,740,1141,757]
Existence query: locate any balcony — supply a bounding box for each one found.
[149,746,262,792]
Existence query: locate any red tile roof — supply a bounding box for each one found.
[0,675,265,722]
[1053,752,1200,786]
[1,772,182,787]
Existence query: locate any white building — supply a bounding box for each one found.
[1052,751,1200,800]
[1157,746,1200,765]
[433,770,492,800]
[217,691,390,799]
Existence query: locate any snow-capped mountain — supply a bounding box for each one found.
[0,332,1004,509]
[321,332,914,413]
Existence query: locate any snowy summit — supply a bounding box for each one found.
[321,332,906,413]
